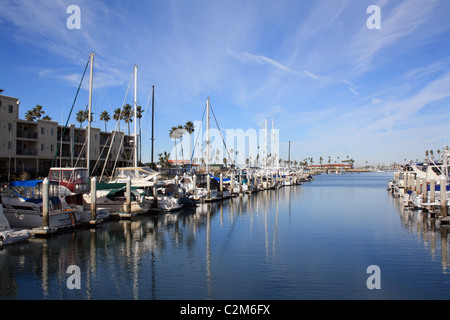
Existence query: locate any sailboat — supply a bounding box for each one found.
[109,166,183,211]
[95,65,182,212]
[48,167,110,223]
[48,53,111,224]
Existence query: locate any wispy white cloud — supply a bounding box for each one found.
[349,0,437,73]
[227,48,320,81]
[2,0,450,163]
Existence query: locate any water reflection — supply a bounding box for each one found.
[0,187,289,300]
[394,196,450,272]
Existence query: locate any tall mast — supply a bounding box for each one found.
[206,97,210,173]
[151,85,155,165]
[288,140,291,168]
[271,118,277,166]
[264,119,268,167]
[87,52,94,176]
[133,65,138,167]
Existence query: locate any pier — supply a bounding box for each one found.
[387,164,450,225]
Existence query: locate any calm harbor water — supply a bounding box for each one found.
[1,172,450,300]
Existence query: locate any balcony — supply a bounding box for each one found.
[16,148,37,156]
[16,131,38,140]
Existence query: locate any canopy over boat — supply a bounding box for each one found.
[2,179,61,204]
[112,166,159,181]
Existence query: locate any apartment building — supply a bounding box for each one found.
[0,94,135,180]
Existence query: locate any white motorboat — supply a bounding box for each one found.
[82,183,150,216]
[0,204,30,246]
[1,179,80,229]
[110,166,182,211]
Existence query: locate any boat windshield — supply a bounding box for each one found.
[48,168,90,192]
[1,181,59,201]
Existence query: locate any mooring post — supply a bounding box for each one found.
[207,173,211,199]
[90,176,97,221]
[193,174,197,194]
[440,176,447,217]
[239,172,242,194]
[421,178,427,203]
[126,176,131,215]
[220,173,223,197]
[430,178,436,203]
[42,178,50,229]
[153,175,158,208]
[230,173,234,195]
[416,175,421,194]
[175,175,179,197]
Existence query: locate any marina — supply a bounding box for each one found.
[1,172,450,300]
[1,1,450,304]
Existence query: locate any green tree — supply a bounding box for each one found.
[122,104,134,134]
[100,110,110,131]
[169,126,179,165]
[177,125,186,162]
[136,106,144,162]
[33,105,45,119]
[76,109,87,127]
[25,110,36,121]
[184,121,194,165]
[42,115,52,121]
[158,151,170,169]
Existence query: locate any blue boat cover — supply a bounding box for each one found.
[210,174,231,182]
[9,180,44,187]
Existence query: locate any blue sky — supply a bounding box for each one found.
[1,0,450,166]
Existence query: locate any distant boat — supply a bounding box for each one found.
[1,179,80,229]
[82,182,151,216]
[109,166,183,211]
[48,167,110,224]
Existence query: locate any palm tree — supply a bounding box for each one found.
[100,110,110,131]
[76,109,87,127]
[169,126,178,165]
[158,151,170,169]
[33,105,45,119]
[177,125,186,162]
[136,106,144,163]
[122,104,134,134]
[42,115,52,121]
[184,121,194,165]
[113,107,122,131]
[25,110,36,121]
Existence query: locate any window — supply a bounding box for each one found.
[51,128,54,136]
[8,105,13,113]
[8,123,12,131]
[41,128,44,135]
[41,144,44,151]
[51,145,54,152]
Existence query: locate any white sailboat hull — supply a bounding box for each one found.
[83,194,150,215]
